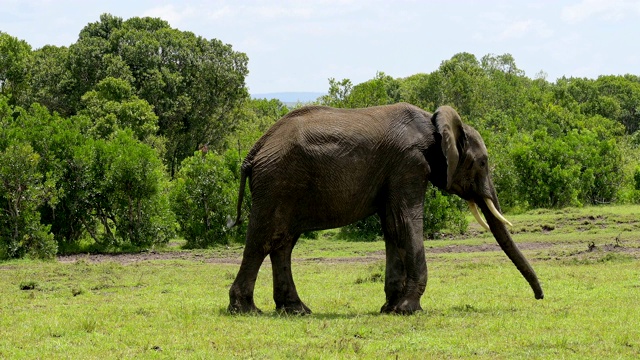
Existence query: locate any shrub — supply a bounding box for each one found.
[511,127,622,208]
[339,215,382,242]
[102,131,175,248]
[73,130,176,250]
[171,150,238,247]
[423,186,468,239]
[0,143,57,259]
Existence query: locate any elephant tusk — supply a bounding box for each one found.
[468,201,490,231]
[484,198,513,227]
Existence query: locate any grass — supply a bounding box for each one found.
[1,205,639,359]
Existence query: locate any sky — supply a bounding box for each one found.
[2,0,639,95]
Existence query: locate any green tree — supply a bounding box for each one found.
[511,130,582,208]
[226,98,290,158]
[434,52,487,118]
[22,45,74,114]
[0,113,174,253]
[79,77,159,142]
[554,76,640,134]
[81,15,249,175]
[0,32,32,100]
[594,75,640,133]
[478,53,530,121]
[20,14,250,176]
[398,73,437,110]
[320,72,400,108]
[346,71,400,107]
[319,78,353,107]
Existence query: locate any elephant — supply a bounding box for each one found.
[227,103,544,315]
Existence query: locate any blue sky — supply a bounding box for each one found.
[2,0,639,94]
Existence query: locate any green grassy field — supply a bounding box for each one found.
[1,205,639,359]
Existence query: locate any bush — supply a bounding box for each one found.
[339,215,383,241]
[620,166,640,204]
[423,186,468,239]
[0,143,57,259]
[74,130,175,250]
[103,131,175,248]
[511,127,622,208]
[171,150,238,247]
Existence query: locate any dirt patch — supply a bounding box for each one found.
[426,242,553,253]
[57,251,243,265]
[54,241,564,265]
[571,238,640,256]
[302,255,385,264]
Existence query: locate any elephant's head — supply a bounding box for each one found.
[431,106,544,300]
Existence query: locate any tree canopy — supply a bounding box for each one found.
[13,14,249,176]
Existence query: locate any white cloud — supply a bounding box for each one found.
[561,0,640,24]
[503,20,535,39]
[143,4,197,26]
[247,5,314,20]
[490,19,554,42]
[207,6,235,20]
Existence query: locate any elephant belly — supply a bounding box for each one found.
[251,159,382,232]
[296,182,378,230]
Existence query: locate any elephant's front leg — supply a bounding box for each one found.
[380,206,428,314]
[397,237,427,314]
[380,236,407,313]
[270,235,311,315]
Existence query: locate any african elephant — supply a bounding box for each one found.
[227,103,544,315]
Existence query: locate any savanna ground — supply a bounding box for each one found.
[1,205,639,359]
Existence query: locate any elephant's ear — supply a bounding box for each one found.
[432,106,466,190]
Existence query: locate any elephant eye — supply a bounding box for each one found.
[479,160,486,168]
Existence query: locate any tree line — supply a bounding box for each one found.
[1,15,639,259]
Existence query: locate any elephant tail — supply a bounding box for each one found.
[226,162,251,229]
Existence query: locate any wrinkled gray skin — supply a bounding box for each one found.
[228,103,543,315]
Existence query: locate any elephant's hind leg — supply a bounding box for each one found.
[228,231,268,314]
[270,234,311,315]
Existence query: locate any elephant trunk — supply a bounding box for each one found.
[477,197,544,300]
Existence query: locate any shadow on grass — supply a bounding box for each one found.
[218,307,430,319]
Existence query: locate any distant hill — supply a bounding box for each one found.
[251,92,325,104]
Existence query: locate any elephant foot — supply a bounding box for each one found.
[276,301,312,315]
[228,301,263,314]
[380,297,422,315]
[380,302,396,314]
[228,290,262,314]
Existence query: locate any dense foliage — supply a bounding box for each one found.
[3,14,249,176]
[1,17,639,258]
